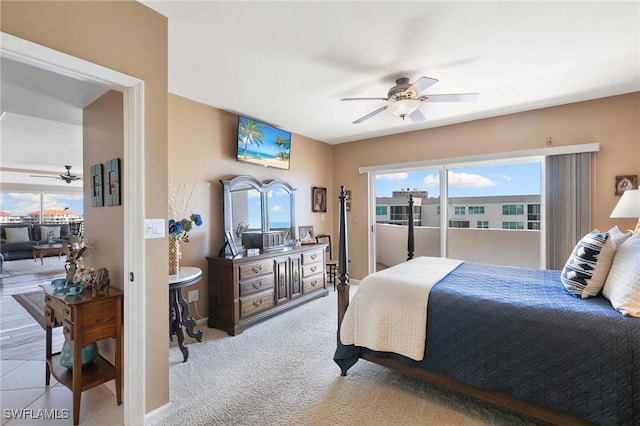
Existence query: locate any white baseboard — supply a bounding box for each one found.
[144,401,173,425]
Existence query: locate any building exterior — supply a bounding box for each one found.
[377,190,541,231]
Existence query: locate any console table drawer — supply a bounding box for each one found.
[45,295,73,323]
[302,250,323,265]
[239,261,273,280]
[303,276,324,293]
[240,291,274,318]
[240,276,274,297]
[302,263,322,278]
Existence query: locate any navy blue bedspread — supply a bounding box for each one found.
[334,262,640,425]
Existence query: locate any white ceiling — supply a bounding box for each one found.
[0,1,638,186]
[141,0,640,145]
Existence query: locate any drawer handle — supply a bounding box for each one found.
[310,266,317,272]
[311,280,317,287]
[252,281,263,289]
[63,325,71,335]
[310,254,317,260]
[252,265,262,274]
[253,298,263,307]
[45,296,51,303]
[62,307,70,317]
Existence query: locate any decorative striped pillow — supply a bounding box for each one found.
[602,233,640,317]
[561,230,617,298]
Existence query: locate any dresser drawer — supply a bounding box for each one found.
[302,250,323,265]
[302,263,322,278]
[240,291,274,318]
[303,275,324,293]
[45,294,73,323]
[239,260,273,280]
[240,276,274,297]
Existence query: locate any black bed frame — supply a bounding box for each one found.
[334,187,588,425]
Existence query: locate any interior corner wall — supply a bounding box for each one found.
[168,93,334,317]
[334,92,640,280]
[1,0,170,414]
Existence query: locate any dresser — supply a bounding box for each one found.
[206,244,327,335]
[42,285,123,426]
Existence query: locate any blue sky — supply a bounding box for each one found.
[375,161,541,198]
[0,192,84,216]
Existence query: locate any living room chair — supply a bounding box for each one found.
[315,234,338,291]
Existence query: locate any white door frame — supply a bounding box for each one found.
[1,32,146,425]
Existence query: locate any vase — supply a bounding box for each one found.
[59,340,98,369]
[169,239,181,275]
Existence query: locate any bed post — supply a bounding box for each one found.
[407,194,414,260]
[336,186,350,353]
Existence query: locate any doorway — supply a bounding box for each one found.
[1,32,146,424]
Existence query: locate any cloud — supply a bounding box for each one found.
[376,173,408,181]
[271,204,283,213]
[422,171,497,188]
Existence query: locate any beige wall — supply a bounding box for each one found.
[83,90,124,363]
[335,93,640,279]
[1,0,170,413]
[168,94,334,316]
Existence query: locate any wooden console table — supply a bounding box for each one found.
[169,266,203,362]
[42,284,123,426]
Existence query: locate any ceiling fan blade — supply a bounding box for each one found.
[425,93,479,102]
[406,77,439,95]
[30,175,59,179]
[353,105,388,124]
[341,97,389,101]
[409,108,426,123]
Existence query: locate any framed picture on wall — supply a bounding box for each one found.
[90,164,104,207]
[312,187,327,212]
[615,175,637,195]
[106,158,121,206]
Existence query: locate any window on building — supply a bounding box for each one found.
[468,205,485,214]
[454,206,466,215]
[528,222,541,230]
[527,204,540,220]
[436,205,440,215]
[502,204,524,215]
[476,221,489,229]
[376,205,388,216]
[502,221,525,230]
[449,220,470,228]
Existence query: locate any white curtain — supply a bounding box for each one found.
[545,152,592,269]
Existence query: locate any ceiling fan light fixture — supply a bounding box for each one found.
[387,98,421,119]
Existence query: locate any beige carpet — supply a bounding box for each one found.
[152,289,547,426]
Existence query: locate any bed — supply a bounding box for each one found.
[333,188,640,425]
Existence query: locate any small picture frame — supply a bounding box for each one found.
[312,187,327,212]
[345,190,352,212]
[90,164,104,207]
[105,158,121,206]
[225,230,238,257]
[298,226,315,244]
[615,175,637,195]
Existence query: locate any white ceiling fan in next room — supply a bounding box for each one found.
[341,76,479,124]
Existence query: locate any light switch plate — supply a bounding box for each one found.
[144,219,165,239]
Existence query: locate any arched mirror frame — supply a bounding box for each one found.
[220,175,296,250]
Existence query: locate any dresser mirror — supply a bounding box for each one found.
[220,176,296,254]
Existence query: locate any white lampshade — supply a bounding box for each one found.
[610,189,640,218]
[387,99,421,119]
[610,189,640,233]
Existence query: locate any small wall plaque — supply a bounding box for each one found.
[90,164,104,207]
[106,158,121,206]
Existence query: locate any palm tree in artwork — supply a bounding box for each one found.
[239,119,264,158]
[274,135,290,161]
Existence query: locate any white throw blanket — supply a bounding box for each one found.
[340,256,463,361]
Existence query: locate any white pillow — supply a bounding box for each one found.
[5,226,30,243]
[40,225,61,242]
[560,230,617,298]
[607,225,632,246]
[602,233,640,317]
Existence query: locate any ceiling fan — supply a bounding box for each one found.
[30,165,81,184]
[341,76,479,124]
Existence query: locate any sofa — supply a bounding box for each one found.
[0,223,71,261]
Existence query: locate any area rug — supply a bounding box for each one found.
[12,290,46,329]
[1,257,66,277]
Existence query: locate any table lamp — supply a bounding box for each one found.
[610,189,640,233]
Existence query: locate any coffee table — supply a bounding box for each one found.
[32,244,64,265]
